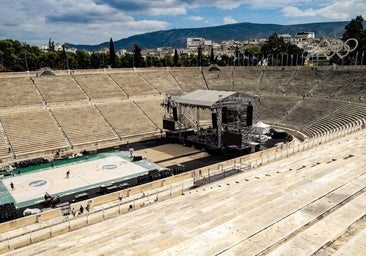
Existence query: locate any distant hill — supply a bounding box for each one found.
[67,21,349,51]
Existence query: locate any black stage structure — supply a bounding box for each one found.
[162,90,265,156]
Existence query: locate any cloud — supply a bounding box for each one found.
[95,0,186,15]
[179,0,308,9]
[45,1,119,23]
[319,0,366,20]
[0,0,170,45]
[223,16,237,24]
[282,0,366,20]
[95,0,312,13]
[0,0,364,46]
[245,0,309,9]
[282,6,317,17]
[188,16,204,21]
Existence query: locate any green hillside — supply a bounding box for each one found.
[68,21,349,51]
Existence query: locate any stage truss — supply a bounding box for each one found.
[161,90,258,151]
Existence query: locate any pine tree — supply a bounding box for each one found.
[197,45,202,66]
[343,15,364,41]
[133,44,144,67]
[210,47,215,64]
[48,38,55,51]
[174,49,179,66]
[109,38,116,68]
[342,15,365,64]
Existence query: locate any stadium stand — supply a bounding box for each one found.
[72,73,128,101]
[202,66,233,91]
[137,69,183,94]
[50,105,119,148]
[0,67,363,162]
[286,67,329,96]
[133,96,166,130]
[0,66,365,255]
[283,98,349,127]
[0,77,43,108]
[333,69,366,102]
[302,102,366,137]
[0,129,11,162]
[169,67,207,92]
[232,67,262,95]
[311,69,362,98]
[96,101,160,140]
[0,129,364,255]
[108,71,159,96]
[258,68,297,95]
[256,95,300,124]
[32,75,88,105]
[0,109,70,159]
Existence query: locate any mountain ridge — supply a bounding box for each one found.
[67,21,349,51]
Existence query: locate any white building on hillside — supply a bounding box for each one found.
[295,32,315,41]
[187,38,205,49]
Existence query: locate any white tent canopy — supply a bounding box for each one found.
[253,121,271,134]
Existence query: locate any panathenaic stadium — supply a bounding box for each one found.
[0,66,365,255]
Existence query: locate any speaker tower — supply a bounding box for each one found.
[211,112,218,129]
[172,107,178,121]
[246,104,253,126]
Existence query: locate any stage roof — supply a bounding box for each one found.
[174,90,236,107]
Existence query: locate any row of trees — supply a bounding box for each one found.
[341,15,366,65]
[0,37,307,71]
[0,16,364,72]
[0,38,225,71]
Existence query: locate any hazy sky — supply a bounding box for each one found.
[0,0,365,46]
